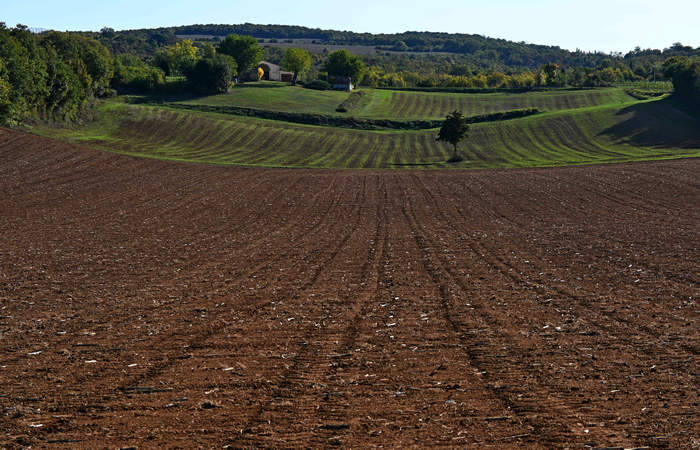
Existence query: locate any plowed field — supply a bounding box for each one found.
[1,128,698,448]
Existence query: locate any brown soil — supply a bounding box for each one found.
[1,127,698,448]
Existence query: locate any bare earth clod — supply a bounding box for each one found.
[1,128,698,448]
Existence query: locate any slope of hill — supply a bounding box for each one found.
[33,95,700,169]
[169,85,635,120]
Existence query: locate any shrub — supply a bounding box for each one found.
[186,54,237,94]
[114,56,166,92]
[305,79,331,91]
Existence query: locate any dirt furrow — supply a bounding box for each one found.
[1,130,698,448]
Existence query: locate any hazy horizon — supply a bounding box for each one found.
[3,0,699,53]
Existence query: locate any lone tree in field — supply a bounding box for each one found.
[282,48,312,86]
[437,110,469,163]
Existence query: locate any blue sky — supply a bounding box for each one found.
[2,0,698,53]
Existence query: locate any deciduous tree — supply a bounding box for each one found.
[154,40,198,76]
[323,50,365,82]
[436,110,469,163]
[187,54,237,94]
[281,48,312,85]
[663,56,700,102]
[217,34,262,73]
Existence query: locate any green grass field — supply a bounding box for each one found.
[33,93,700,169]
[354,88,636,119]
[176,85,637,120]
[181,82,350,115]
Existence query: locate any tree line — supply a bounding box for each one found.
[77,25,699,75]
[133,24,700,68]
[2,22,697,128]
[663,56,700,104]
[79,26,699,88]
[0,23,113,126]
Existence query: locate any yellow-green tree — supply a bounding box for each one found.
[155,40,199,76]
[281,48,312,85]
[487,71,507,88]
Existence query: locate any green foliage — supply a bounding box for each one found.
[305,79,331,91]
[0,25,111,125]
[0,61,14,125]
[199,42,217,59]
[40,32,114,97]
[281,48,312,85]
[358,63,640,89]
[187,54,237,94]
[323,50,365,81]
[437,110,469,161]
[164,24,699,74]
[218,34,262,72]
[43,46,86,121]
[154,40,198,76]
[114,54,166,92]
[663,56,700,103]
[0,25,48,124]
[542,63,561,86]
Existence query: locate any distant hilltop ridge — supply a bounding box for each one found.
[160,23,698,54]
[72,23,699,71]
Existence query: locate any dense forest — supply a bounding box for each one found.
[0,23,113,126]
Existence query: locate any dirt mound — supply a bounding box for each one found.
[1,128,698,448]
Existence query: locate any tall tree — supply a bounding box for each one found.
[217,34,262,73]
[323,50,365,82]
[0,25,113,125]
[663,56,700,102]
[154,40,198,76]
[0,58,13,124]
[436,110,469,163]
[187,54,237,94]
[281,48,312,85]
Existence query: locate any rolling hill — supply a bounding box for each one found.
[33,90,700,169]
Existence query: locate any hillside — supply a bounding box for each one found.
[176,85,635,120]
[33,92,700,169]
[81,24,699,72]
[141,85,637,122]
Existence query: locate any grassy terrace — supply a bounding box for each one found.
[33,94,700,169]
[360,88,635,119]
[180,81,350,115]
[174,85,636,120]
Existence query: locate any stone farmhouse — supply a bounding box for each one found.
[240,61,293,82]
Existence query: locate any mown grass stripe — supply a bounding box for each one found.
[32,96,700,170]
